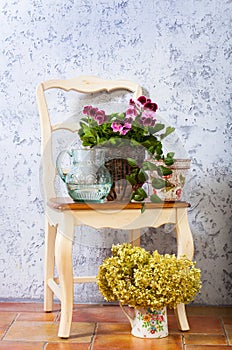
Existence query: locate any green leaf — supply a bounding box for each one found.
[126,175,137,185]
[142,161,157,171]
[160,126,175,140]
[138,169,147,182]
[164,157,175,166]
[136,187,147,198]
[152,178,166,189]
[132,188,147,202]
[127,158,138,167]
[167,152,175,158]
[149,123,165,133]
[141,203,146,213]
[150,194,162,203]
[157,166,172,177]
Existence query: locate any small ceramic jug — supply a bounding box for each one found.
[120,304,168,338]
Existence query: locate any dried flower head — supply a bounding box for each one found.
[97,243,201,310]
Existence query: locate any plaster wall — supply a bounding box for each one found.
[0,0,231,305]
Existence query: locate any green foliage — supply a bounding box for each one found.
[78,97,176,204]
[97,244,202,310]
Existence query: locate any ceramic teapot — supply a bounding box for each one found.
[56,148,112,202]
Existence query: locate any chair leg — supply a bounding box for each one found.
[175,208,194,331]
[129,229,141,247]
[44,219,57,312]
[55,231,73,338]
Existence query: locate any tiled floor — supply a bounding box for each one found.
[0,303,231,349]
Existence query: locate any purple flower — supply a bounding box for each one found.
[111,122,123,133]
[94,110,107,125]
[139,110,156,127]
[89,107,98,117]
[120,123,131,135]
[83,105,93,114]
[126,106,137,117]
[111,122,131,135]
[144,102,158,112]
[83,105,99,117]
[137,95,147,105]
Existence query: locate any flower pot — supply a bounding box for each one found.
[120,304,168,339]
[96,143,145,201]
[148,159,191,201]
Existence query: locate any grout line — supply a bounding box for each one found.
[89,322,97,350]
[181,334,186,349]
[220,316,230,346]
[0,312,20,341]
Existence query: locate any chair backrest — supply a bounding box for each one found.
[36,76,143,202]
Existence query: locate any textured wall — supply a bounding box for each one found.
[0,0,231,305]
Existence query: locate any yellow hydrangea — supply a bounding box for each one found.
[97,243,201,310]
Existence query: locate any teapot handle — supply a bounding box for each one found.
[119,303,135,327]
[56,150,72,182]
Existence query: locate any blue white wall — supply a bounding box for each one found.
[0,0,231,305]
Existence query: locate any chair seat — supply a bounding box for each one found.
[47,197,191,211]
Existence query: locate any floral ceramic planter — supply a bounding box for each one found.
[120,305,168,338]
[148,159,191,201]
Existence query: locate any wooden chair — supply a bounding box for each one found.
[36,76,194,338]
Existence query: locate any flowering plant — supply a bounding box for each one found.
[78,96,176,203]
[78,95,175,159]
[97,243,201,310]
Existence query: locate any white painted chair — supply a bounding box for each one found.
[36,76,194,338]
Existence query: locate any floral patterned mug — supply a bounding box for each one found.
[120,305,168,338]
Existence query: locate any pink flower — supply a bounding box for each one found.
[139,110,156,127]
[126,106,137,117]
[94,110,107,125]
[120,123,132,135]
[176,188,182,198]
[111,122,131,135]
[83,106,99,117]
[111,122,123,133]
[157,315,164,322]
[83,105,93,114]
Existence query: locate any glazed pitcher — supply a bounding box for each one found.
[120,304,168,338]
[56,148,112,202]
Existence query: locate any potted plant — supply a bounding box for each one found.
[97,243,201,338]
[78,96,176,202]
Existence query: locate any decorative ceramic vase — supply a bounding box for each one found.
[148,159,191,201]
[120,304,168,338]
[56,148,112,202]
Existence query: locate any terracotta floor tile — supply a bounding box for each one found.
[168,315,224,334]
[93,333,183,350]
[0,342,44,350]
[223,316,232,325]
[4,321,95,343]
[96,322,131,335]
[0,312,18,338]
[17,312,58,322]
[45,343,90,349]
[185,346,232,350]
[0,303,61,313]
[0,303,44,312]
[184,334,227,345]
[186,306,232,317]
[72,305,128,323]
[224,324,232,345]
